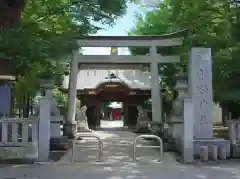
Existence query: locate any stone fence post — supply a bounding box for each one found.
[38,97,51,162]
[182,98,194,163]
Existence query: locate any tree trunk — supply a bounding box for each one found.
[221,105,229,126]
[0,0,26,26]
[0,0,26,117]
[30,97,33,115]
[19,93,23,117]
[23,92,30,118]
[10,86,14,116]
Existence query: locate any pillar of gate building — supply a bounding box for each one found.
[65,31,186,136]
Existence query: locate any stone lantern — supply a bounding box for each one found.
[168,68,188,150]
[39,71,55,93]
[38,71,68,150]
[172,69,188,116]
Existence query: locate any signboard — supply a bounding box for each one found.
[111,47,118,55]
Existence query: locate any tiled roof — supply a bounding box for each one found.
[62,69,152,90]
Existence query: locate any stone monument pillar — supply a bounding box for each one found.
[189,48,230,157]
[189,48,213,138]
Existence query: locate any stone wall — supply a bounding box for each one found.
[0,143,38,160]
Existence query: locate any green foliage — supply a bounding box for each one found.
[52,88,68,108]
[171,0,240,106]
[130,0,240,116]
[0,0,129,74]
[130,0,240,108]
[129,1,180,113]
[1,0,129,114]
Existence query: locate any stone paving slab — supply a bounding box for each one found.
[1,130,240,179]
[2,160,240,179]
[57,130,163,164]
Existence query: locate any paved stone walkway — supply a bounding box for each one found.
[100,119,123,128]
[59,130,165,164]
[1,129,240,179]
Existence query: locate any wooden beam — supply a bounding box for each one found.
[76,55,180,64]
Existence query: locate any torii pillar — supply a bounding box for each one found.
[64,51,79,137]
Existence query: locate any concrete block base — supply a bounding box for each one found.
[63,123,77,138]
[149,123,164,136]
[134,126,151,133]
[194,138,230,158]
[174,139,182,152]
[0,144,38,161]
[231,143,240,157]
[50,136,69,150]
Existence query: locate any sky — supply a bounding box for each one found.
[83,3,141,55]
[96,3,139,36]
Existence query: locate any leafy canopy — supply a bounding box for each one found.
[130,0,240,108]
[0,0,129,75]
[0,0,131,115]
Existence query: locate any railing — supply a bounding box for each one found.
[72,133,163,162]
[0,118,38,146]
[133,134,163,161]
[72,132,103,162]
[0,118,39,159]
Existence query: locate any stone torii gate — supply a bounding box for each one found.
[64,30,231,162]
[65,31,186,137]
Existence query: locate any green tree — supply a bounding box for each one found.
[1,0,130,73]
[129,1,180,115]
[130,0,240,118]
[1,0,131,116]
[171,0,240,118]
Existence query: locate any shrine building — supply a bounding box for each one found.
[61,69,152,129]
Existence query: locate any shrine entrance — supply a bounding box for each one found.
[77,72,151,129]
[59,30,231,163]
[62,31,186,137]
